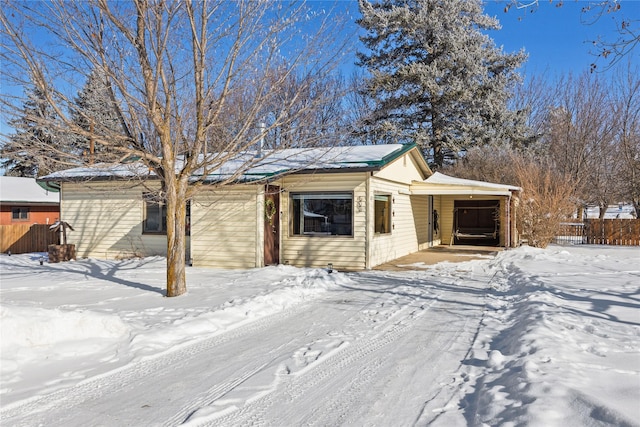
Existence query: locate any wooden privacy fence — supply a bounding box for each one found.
[0,224,60,254]
[584,219,640,246]
[555,219,640,246]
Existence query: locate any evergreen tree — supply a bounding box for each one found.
[70,68,129,163]
[356,0,527,168]
[1,84,60,177]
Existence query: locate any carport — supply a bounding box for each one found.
[410,172,521,249]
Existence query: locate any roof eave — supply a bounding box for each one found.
[37,175,158,183]
[411,188,516,196]
[0,201,60,206]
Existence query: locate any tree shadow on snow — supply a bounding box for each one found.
[3,256,166,296]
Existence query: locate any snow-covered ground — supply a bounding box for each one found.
[584,204,637,219]
[1,245,638,426]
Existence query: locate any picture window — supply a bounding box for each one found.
[291,193,353,236]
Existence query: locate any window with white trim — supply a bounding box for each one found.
[291,193,353,236]
[374,194,391,234]
[143,195,167,234]
[143,195,190,235]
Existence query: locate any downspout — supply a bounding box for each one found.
[506,194,511,248]
[365,172,371,269]
[257,187,264,267]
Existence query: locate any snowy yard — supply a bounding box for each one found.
[1,245,639,426]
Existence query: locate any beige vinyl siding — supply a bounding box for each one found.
[433,196,442,246]
[440,196,456,245]
[368,178,420,267]
[60,181,167,259]
[191,185,260,269]
[280,173,367,270]
[411,195,430,250]
[373,152,427,184]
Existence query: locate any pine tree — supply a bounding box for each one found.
[1,84,60,177]
[70,68,128,163]
[356,0,527,168]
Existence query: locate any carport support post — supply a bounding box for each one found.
[365,173,372,269]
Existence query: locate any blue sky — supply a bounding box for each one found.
[333,0,639,77]
[2,1,638,143]
[482,0,640,76]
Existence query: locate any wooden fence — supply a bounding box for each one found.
[555,219,640,246]
[0,224,60,254]
[584,219,640,246]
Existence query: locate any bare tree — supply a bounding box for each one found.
[443,145,519,185]
[542,73,619,218]
[612,63,640,217]
[258,67,348,149]
[505,0,639,71]
[0,0,350,297]
[512,153,579,248]
[343,69,398,146]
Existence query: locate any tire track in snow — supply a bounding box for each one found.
[298,301,435,427]
[0,304,308,426]
[201,294,437,426]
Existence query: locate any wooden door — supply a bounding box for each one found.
[264,185,280,265]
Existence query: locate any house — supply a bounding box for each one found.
[39,144,520,270]
[0,176,60,225]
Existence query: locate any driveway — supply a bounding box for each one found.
[374,245,503,271]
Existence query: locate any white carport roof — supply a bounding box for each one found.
[410,172,521,196]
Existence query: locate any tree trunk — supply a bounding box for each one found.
[165,177,188,297]
[598,202,608,219]
[431,126,444,169]
[431,111,445,169]
[432,140,443,170]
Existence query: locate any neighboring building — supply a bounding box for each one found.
[584,204,637,219]
[39,144,521,270]
[0,176,60,225]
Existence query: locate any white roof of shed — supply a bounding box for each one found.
[0,176,60,204]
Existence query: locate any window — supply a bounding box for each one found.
[143,194,191,235]
[143,195,167,234]
[291,193,353,236]
[374,195,391,234]
[12,207,29,221]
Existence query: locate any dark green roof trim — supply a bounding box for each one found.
[40,143,424,185]
[343,142,418,168]
[37,180,60,192]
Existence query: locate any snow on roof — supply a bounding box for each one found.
[196,145,410,180]
[41,162,151,181]
[0,176,60,204]
[424,172,521,191]
[40,144,414,182]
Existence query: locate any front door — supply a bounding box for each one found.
[264,185,280,265]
